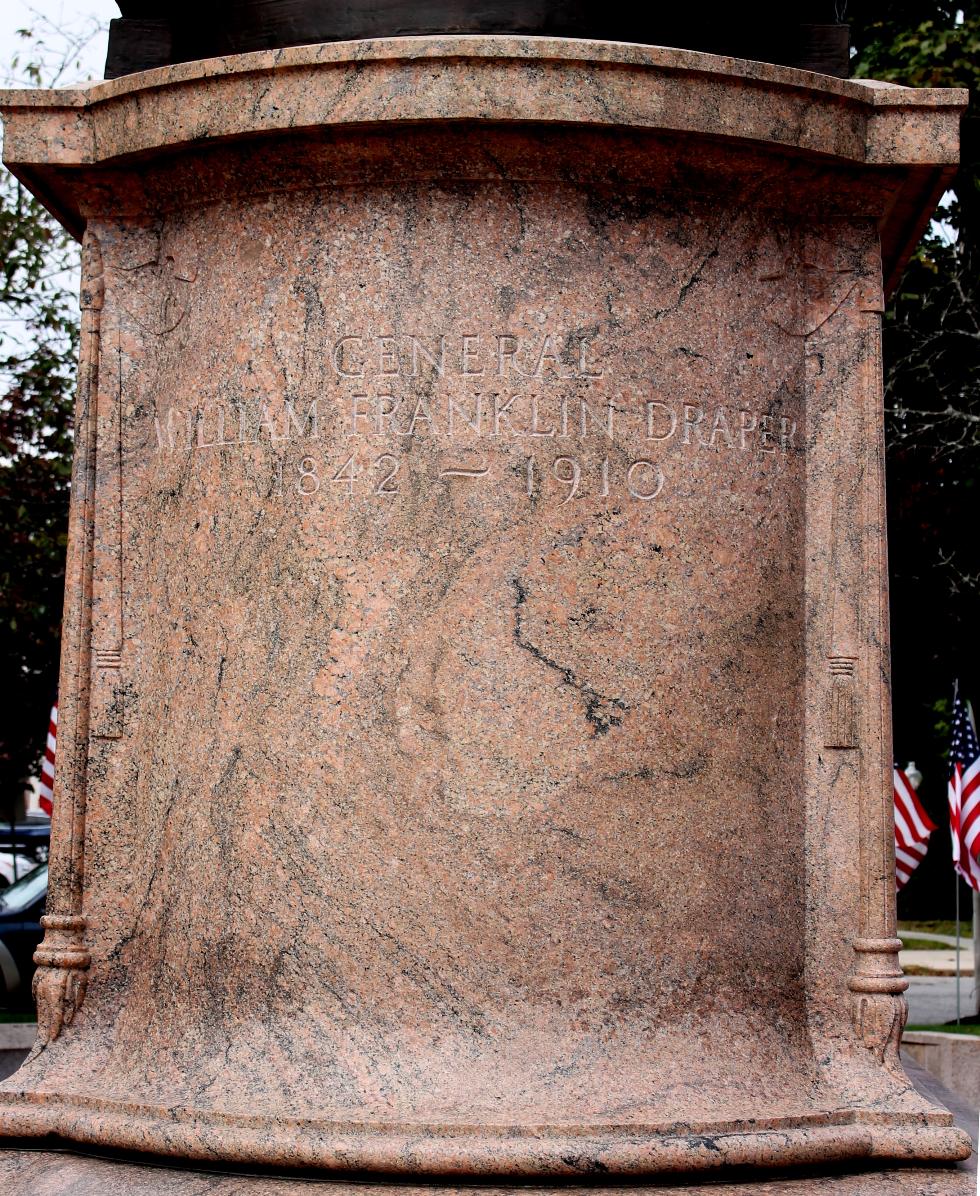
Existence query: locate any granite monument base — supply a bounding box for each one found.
[0,1151,974,1195]
[0,37,971,1187]
[0,1051,975,1192]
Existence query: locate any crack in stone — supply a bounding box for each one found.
[510,576,627,735]
[650,246,720,320]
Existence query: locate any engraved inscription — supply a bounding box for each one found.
[329,333,604,380]
[155,395,794,455]
[440,464,490,479]
[149,328,801,505]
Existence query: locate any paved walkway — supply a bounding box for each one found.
[907,974,980,1024]
[898,929,975,977]
[899,929,974,948]
[901,946,975,975]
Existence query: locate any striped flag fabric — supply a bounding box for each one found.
[38,701,57,817]
[894,765,935,890]
[948,688,980,892]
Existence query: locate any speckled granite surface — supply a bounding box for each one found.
[0,1151,973,1193]
[0,38,970,1185]
[0,1069,973,1192]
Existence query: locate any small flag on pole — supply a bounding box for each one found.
[948,687,980,892]
[894,765,935,890]
[38,701,57,817]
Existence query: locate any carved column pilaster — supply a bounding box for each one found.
[850,937,908,1073]
[845,280,908,1071]
[29,230,103,1055]
[776,221,907,1068]
[90,262,124,739]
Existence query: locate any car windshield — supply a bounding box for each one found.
[0,864,47,914]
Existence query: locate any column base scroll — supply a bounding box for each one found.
[29,915,90,1061]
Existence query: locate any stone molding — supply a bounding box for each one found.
[0,38,966,294]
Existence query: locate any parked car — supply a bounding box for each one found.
[0,820,50,874]
[0,855,41,887]
[0,864,46,1009]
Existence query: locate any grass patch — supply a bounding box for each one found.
[0,1013,35,1023]
[899,936,958,951]
[906,1023,980,1037]
[899,920,973,938]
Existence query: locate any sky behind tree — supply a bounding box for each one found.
[0,1,115,86]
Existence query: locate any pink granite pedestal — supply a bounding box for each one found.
[0,1061,975,1193]
[0,37,971,1189]
[0,1153,974,1195]
[0,1052,976,1196]
[0,1052,976,1191]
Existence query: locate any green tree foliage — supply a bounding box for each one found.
[852,4,980,914]
[0,34,83,812]
[0,172,78,811]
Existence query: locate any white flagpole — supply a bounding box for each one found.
[968,700,980,1018]
[974,889,980,1017]
[955,878,961,1025]
[953,680,961,1025]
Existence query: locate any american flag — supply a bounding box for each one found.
[38,701,57,817]
[894,766,935,890]
[948,689,980,892]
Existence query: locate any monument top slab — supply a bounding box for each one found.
[0,38,967,293]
